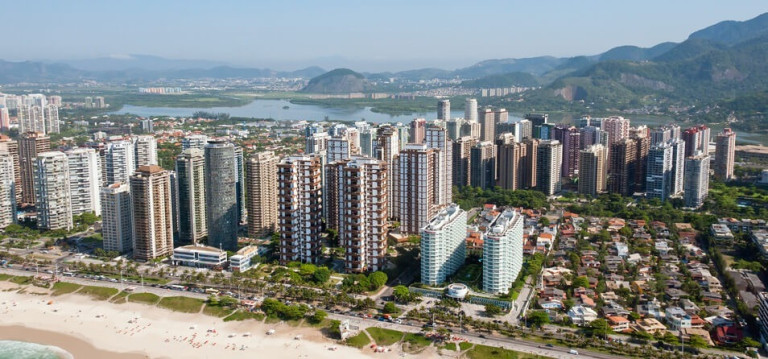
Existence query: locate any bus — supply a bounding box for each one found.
[168,285,186,291]
[205,288,220,295]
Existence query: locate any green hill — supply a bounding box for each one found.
[301,68,368,94]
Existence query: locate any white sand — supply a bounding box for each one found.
[0,290,417,359]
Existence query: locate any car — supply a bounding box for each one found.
[478,334,486,339]
[569,349,579,355]
[545,344,553,348]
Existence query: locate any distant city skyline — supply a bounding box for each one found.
[3,1,768,71]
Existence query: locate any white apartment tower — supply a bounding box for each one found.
[0,152,15,228]
[104,140,135,185]
[101,183,133,253]
[646,141,674,201]
[133,135,158,169]
[181,134,209,150]
[464,98,478,123]
[536,140,563,195]
[421,204,467,286]
[715,128,736,181]
[34,151,72,231]
[684,153,710,208]
[66,148,102,216]
[483,209,524,294]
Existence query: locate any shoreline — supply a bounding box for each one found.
[0,326,147,359]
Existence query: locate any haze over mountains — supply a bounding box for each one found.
[3,12,768,107]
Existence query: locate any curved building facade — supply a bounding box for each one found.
[204,141,238,250]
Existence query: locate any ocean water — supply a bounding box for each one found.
[0,340,73,359]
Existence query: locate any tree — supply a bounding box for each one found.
[328,320,342,339]
[526,311,550,328]
[484,304,502,317]
[383,302,397,314]
[393,285,412,303]
[313,267,331,284]
[687,335,708,348]
[572,276,589,289]
[539,217,550,227]
[588,319,612,337]
[368,271,388,289]
[310,310,328,324]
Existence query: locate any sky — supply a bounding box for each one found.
[4,0,768,72]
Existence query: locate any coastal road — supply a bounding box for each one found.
[327,312,624,359]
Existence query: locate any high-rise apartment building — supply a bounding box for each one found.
[398,144,441,234]
[327,137,352,163]
[130,166,174,261]
[446,118,464,141]
[34,152,72,231]
[0,136,21,204]
[234,147,246,224]
[497,137,527,190]
[44,105,59,134]
[327,157,388,273]
[682,125,711,157]
[670,139,686,197]
[524,113,548,127]
[578,144,607,196]
[425,127,452,205]
[175,149,207,244]
[470,141,496,189]
[204,141,238,250]
[651,124,681,145]
[483,209,524,294]
[375,125,400,219]
[19,105,45,134]
[536,140,563,195]
[0,152,15,228]
[19,132,50,205]
[460,120,481,139]
[359,128,375,157]
[646,141,674,201]
[684,153,710,208]
[246,151,278,238]
[104,140,135,186]
[182,134,209,150]
[133,135,158,169]
[608,139,637,196]
[553,125,581,178]
[410,118,427,144]
[579,126,608,149]
[479,108,495,142]
[452,136,476,187]
[278,155,324,264]
[101,183,133,253]
[437,99,451,121]
[602,116,631,145]
[421,204,466,286]
[494,108,508,128]
[715,128,736,181]
[0,106,9,132]
[465,98,478,123]
[66,148,102,216]
[305,131,330,154]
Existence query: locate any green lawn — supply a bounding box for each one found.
[127,292,160,305]
[402,333,432,353]
[9,276,32,285]
[51,282,82,296]
[365,327,403,346]
[158,296,204,313]
[109,291,129,303]
[223,311,265,322]
[203,304,234,318]
[345,332,371,348]
[459,342,474,351]
[443,342,457,351]
[79,285,119,300]
[264,316,282,324]
[453,264,483,287]
[466,344,550,359]
[0,274,13,281]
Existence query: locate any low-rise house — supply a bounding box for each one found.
[600,292,619,302]
[681,328,715,347]
[680,299,700,315]
[633,318,667,334]
[713,325,743,345]
[702,276,722,293]
[710,224,734,241]
[665,288,689,301]
[702,291,724,303]
[627,253,643,264]
[665,306,692,330]
[655,240,672,255]
[538,299,563,310]
[615,243,629,258]
[602,301,630,317]
[637,299,663,319]
[606,280,631,290]
[704,305,734,318]
[539,287,566,300]
[567,305,599,326]
[607,316,631,332]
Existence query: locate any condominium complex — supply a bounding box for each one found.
[0,152,15,228]
[176,148,207,245]
[34,151,72,231]
[246,151,278,238]
[682,125,711,157]
[327,137,352,163]
[646,141,674,201]
[425,126,452,205]
[204,140,238,250]
[375,125,400,219]
[452,136,475,187]
[684,153,710,208]
[19,132,51,205]
[479,108,495,142]
[536,140,562,195]
[181,134,209,150]
[578,144,607,196]
[602,116,631,145]
[483,209,524,294]
[715,128,736,181]
[410,118,427,144]
[437,99,450,121]
[101,183,133,253]
[464,98,478,123]
[104,140,135,186]
[66,148,102,216]
[553,125,581,178]
[277,155,324,264]
[0,136,21,204]
[327,157,388,273]
[421,204,467,286]
[130,166,174,261]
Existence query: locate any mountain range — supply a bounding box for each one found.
[3,12,768,111]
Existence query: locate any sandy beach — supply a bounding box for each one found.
[0,284,412,359]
